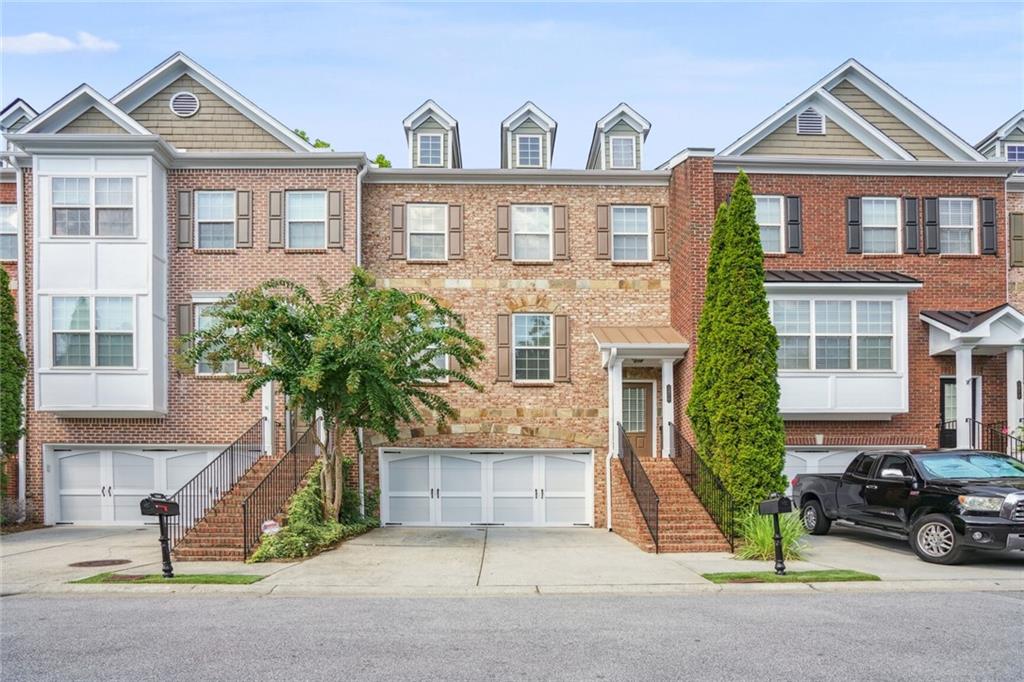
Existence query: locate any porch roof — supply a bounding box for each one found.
[920,305,1019,333]
[592,326,688,362]
[919,303,1024,354]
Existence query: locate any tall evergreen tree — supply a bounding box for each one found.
[686,171,786,509]
[1,269,27,489]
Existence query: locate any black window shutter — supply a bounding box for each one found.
[846,197,862,254]
[903,197,919,254]
[923,198,939,254]
[785,196,802,253]
[980,197,996,255]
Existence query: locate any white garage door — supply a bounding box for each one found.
[380,449,593,527]
[50,448,218,525]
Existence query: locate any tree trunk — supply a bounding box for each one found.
[320,420,339,522]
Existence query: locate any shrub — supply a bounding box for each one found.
[735,510,808,561]
[249,461,377,562]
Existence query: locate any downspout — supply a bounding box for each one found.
[355,158,369,514]
[14,163,27,520]
[605,348,617,531]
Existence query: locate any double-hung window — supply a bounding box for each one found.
[512,313,552,382]
[1007,144,1024,169]
[0,204,16,261]
[195,303,236,375]
[609,136,636,169]
[938,198,976,254]
[611,206,651,261]
[771,298,894,372]
[52,296,134,368]
[861,198,899,254]
[511,205,552,261]
[418,134,442,167]
[195,191,236,249]
[517,135,542,168]
[754,196,784,254]
[406,204,447,261]
[52,177,135,237]
[286,191,327,249]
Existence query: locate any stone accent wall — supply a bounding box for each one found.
[1007,189,1024,309]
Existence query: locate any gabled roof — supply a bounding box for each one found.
[110,52,315,152]
[402,99,462,168]
[587,103,651,169]
[721,58,985,162]
[18,84,151,135]
[1,99,38,130]
[501,101,557,168]
[920,304,1024,334]
[976,109,1024,153]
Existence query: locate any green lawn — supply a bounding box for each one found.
[71,572,265,585]
[702,569,880,585]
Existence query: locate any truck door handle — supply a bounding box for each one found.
[865,484,878,490]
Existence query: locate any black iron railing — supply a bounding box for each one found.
[617,423,659,552]
[168,417,265,550]
[966,418,1023,461]
[242,420,322,559]
[668,422,735,551]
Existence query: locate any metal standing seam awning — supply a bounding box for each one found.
[592,326,689,365]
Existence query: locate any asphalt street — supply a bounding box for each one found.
[2,590,1021,681]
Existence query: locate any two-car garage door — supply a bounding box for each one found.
[380,449,593,527]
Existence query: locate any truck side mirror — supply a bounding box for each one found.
[879,468,910,480]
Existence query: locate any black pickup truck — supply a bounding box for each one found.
[792,450,1024,564]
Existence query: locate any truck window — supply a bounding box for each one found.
[852,454,879,477]
[877,455,911,478]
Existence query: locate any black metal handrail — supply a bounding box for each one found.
[168,417,265,550]
[242,419,322,559]
[668,422,735,551]
[966,418,1023,461]
[617,423,659,552]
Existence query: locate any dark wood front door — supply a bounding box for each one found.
[622,382,653,457]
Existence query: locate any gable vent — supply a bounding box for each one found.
[796,107,825,135]
[169,91,200,118]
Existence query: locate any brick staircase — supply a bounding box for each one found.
[613,457,731,553]
[172,455,280,561]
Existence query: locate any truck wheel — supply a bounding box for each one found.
[801,500,831,535]
[910,514,965,565]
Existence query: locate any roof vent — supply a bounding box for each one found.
[169,92,200,118]
[796,107,825,135]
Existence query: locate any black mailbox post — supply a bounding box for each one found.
[140,493,180,578]
[758,493,793,576]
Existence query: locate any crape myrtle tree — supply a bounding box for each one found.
[1,269,27,495]
[686,171,786,509]
[177,268,485,521]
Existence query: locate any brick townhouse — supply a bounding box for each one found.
[1,53,1020,556]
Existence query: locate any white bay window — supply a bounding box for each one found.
[771,298,894,372]
[52,296,134,368]
[52,177,135,237]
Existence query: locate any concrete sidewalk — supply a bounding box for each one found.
[2,524,1022,597]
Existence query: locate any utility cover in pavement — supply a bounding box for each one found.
[68,559,132,568]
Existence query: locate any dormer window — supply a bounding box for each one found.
[609,136,636,169]
[417,134,443,167]
[796,107,825,135]
[516,135,542,168]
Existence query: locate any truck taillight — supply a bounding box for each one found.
[791,476,799,488]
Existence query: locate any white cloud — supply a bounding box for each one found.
[1,31,119,55]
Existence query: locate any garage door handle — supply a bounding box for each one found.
[534,489,538,499]
[541,489,544,499]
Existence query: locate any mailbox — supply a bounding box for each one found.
[140,493,180,517]
[758,495,792,516]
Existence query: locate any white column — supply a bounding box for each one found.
[1007,346,1024,432]
[955,345,974,449]
[609,357,624,457]
[661,359,674,458]
[260,351,275,456]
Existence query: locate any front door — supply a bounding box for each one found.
[939,378,978,448]
[622,382,653,457]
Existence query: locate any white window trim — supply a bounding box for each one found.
[1005,143,1024,162]
[194,190,237,250]
[285,190,328,250]
[608,135,637,169]
[510,204,553,263]
[860,196,902,255]
[754,195,786,255]
[771,295,899,375]
[51,176,136,239]
[0,203,16,262]
[515,134,543,168]
[417,133,444,168]
[610,205,652,263]
[193,300,238,377]
[50,295,137,371]
[937,197,978,255]
[405,203,449,262]
[512,312,554,384]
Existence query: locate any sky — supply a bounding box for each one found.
[1,1,1022,168]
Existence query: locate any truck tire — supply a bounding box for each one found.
[801,499,831,535]
[910,514,965,565]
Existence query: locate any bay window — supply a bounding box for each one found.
[195,191,236,249]
[861,197,899,254]
[938,198,976,254]
[406,204,447,261]
[511,205,552,261]
[513,313,552,382]
[771,298,894,372]
[755,196,784,254]
[286,191,327,249]
[611,206,651,261]
[52,177,135,237]
[52,296,134,368]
